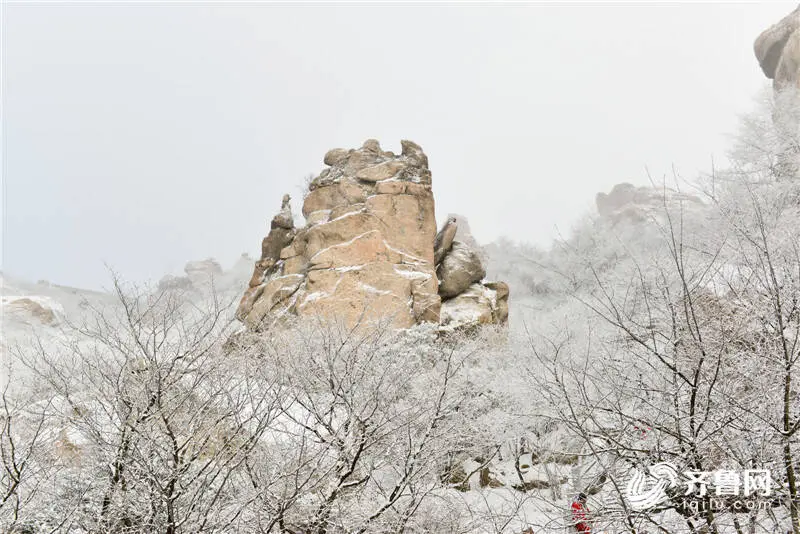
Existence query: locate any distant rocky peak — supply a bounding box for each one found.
[595,182,703,223]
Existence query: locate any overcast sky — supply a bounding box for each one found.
[2,1,795,290]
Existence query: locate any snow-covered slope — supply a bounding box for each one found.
[0,257,252,385]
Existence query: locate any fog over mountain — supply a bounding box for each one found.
[3,2,795,289]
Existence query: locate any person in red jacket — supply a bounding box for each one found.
[571,492,591,533]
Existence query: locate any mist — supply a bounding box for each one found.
[3,2,794,289]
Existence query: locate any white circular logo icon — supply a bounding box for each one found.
[625,462,679,511]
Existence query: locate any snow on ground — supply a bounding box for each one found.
[0,258,251,388]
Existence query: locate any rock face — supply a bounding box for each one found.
[237,140,509,332]
[755,6,800,91]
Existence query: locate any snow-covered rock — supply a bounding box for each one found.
[755,5,800,90]
[440,283,508,332]
[237,139,441,330]
[1,296,64,325]
[437,241,486,299]
[236,140,510,333]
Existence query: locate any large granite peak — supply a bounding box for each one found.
[236,140,509,332]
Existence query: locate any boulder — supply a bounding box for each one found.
[437,241,486,299]
[361,138,382,154]
[484,280,509,301]
[485,281,510,324]
[324,148,351,166]
[271,194,294,230]
[2,296,63,325]
[439,284,495,331]
[448,213,488,265]
[755,6,800,89]
[343,141,385,175]
[355,160,406,182]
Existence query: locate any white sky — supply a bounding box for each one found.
[2,1,795,289]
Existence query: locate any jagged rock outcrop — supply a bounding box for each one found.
[237,140,440,330]
[755,6,800,91]
[237,140,509,332]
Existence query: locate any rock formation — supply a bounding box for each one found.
[446,213,488,265]
[434,216,458,267]
[595,182,702,223]
[440,281,509,333]
[158,258,224,292]
[184,259,223,287]
[755,5,800,91]
[437,242,486,299]
[236,140,509,332]
[755,7,800,180]
[156,256,254,300]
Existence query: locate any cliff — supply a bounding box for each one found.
[236,140,509,332]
